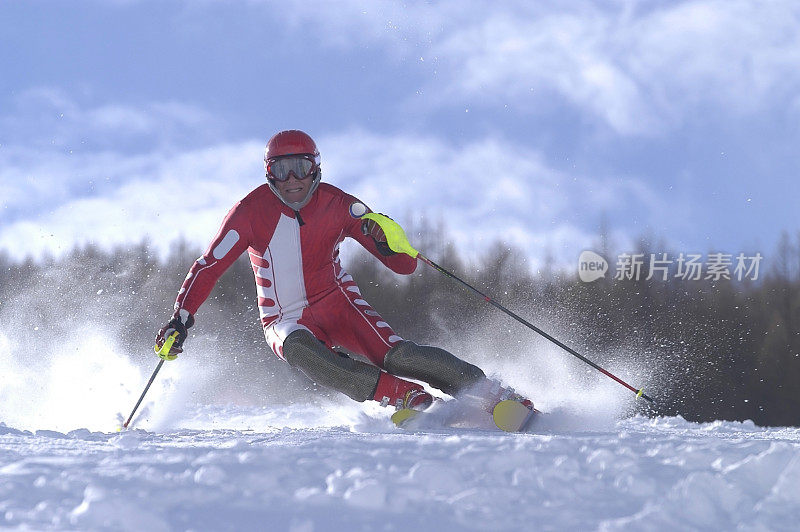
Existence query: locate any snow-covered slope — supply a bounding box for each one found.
[2,326,798,530]
[2,405,800,531]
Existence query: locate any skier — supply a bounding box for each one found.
[155,130,532,414]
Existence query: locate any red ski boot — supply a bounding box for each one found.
[465,378,533,413]
[373,372,433,411]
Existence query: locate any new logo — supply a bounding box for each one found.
[578,251,608,282]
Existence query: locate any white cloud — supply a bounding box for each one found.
[321,129,656,269]
[0,89,234,242]
[0,141,264,259]
[464,1,799,133]
[61,1,800,137]
[1,125,659,269]
[1,87,218,149]
[235,0,447,51]
[261,0,800,135]
[84,102,206,134]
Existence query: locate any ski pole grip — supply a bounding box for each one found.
[155,331,180,361]
[361,213,419,258]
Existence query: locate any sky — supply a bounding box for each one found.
[1,0,799,272]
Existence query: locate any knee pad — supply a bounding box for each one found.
[383,341,485,396]
[283,329,381,402]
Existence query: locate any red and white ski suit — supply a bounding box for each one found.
[174,183,417,366]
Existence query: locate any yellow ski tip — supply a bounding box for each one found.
[391,408,421,427]
[492,399,536,432]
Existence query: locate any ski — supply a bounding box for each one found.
[492,399,537,432]
[390,403,470,431]
[391,408,423,427]
[392,399,539,432]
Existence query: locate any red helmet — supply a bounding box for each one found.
[263,130,322,210]
[264,130,319,161]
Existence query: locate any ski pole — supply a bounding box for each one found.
[362,213,655,404]
[121,331,179,429]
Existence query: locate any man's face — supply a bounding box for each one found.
[273,172,312,205]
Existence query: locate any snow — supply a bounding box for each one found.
[3,407,800,531]
[2,327,799,529]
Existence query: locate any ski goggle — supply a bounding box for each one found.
[266,154,320,182]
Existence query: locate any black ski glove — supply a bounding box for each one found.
[155,309,195,358]
[361,215,396,256]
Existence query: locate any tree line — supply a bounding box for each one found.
[1,224,798,425]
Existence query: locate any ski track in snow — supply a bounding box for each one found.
[2,406,800,531]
